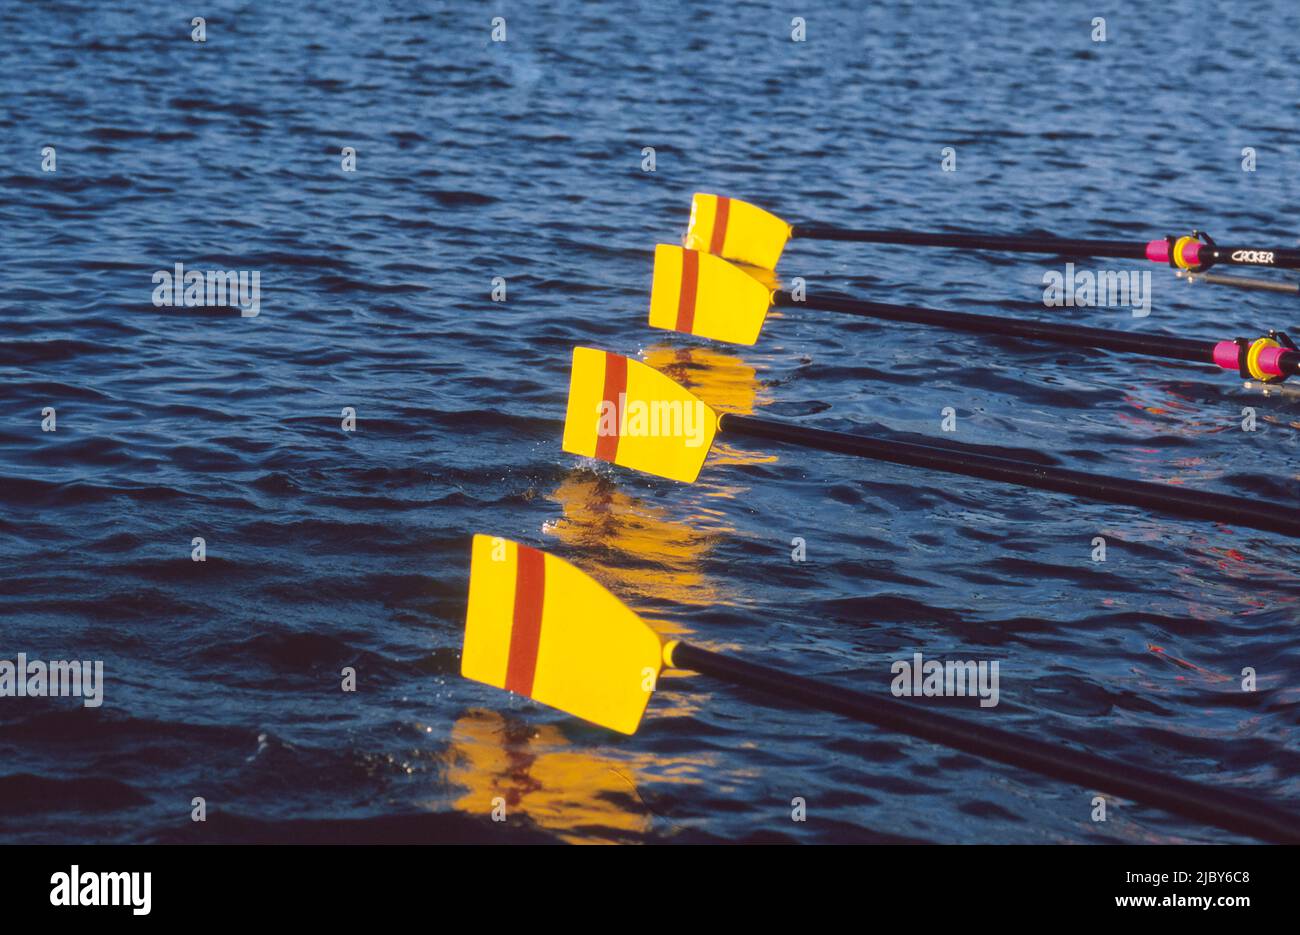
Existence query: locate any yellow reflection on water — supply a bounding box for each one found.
[708,439,781,472]
[543,470,729,609]
[642,342,767,414]
[446,708,715,844]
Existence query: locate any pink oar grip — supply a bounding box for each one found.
[1145,239,1169,263]
[1212,340,1239,371]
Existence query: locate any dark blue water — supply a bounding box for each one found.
[2,1,1298,844]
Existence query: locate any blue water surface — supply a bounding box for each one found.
[1,1,1298,843]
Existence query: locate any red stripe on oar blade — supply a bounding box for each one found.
[709,196,730,255]
[675,250,700,333]
[594,352,628,463]
[504,546,545,696]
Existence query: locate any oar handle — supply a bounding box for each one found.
[719,413,1300,539]
[668,641,1300,844]
[772,291,1212,363]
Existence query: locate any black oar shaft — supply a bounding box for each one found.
[772,291,1212,363]
[794,225,1148,260]
[719,413,1300,539]
[671,642,1300,844]
[1204,245,1300,270]
[793,225,1300,270]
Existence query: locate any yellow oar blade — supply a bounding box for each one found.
[684,193,792,270]
[462,534,663,735]
[649,245,772,345]
[562,346,719,483]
